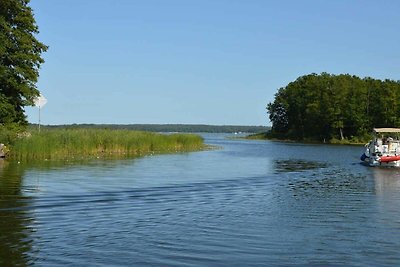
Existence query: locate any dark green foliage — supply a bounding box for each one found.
[267,73,400,141]
[0,0,47,125]
[0,123,22,145]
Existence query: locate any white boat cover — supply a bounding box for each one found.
[373,128,400,133]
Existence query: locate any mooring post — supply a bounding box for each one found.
[38,106,41,132]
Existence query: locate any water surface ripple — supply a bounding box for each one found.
[1,134,400,266]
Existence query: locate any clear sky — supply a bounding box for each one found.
[25,0,400,126]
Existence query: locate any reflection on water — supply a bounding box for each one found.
[0,135,400,266]
[372,168,400,230]
[373,168,400,194]
[0,161,35,266]
[274,159,328,173]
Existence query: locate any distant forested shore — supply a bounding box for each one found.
[35,124,269,134]
[266,73,400,143]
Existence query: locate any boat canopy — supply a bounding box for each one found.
[373,128,400,133]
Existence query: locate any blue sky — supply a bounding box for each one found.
[25,0,400,126]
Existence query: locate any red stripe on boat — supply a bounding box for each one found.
[379,155,400,162]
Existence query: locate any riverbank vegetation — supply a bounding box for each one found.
[267,73,400,143]
[245,131,366,145]
[3,128,205,162]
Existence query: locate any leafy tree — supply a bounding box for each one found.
[267,73,400,141]
[267,87,289,134]
[0,0,47,125]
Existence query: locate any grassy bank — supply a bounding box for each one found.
[6,128,205,161]
[245,132,269,140]
[245,132,368,145]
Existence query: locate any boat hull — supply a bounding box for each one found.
[362,155,400,167]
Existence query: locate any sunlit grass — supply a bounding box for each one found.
[8,128,204,161]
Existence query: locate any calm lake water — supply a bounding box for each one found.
[1,134,400,266]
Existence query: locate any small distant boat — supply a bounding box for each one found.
[361,128,400,167]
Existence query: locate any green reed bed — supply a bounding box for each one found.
[9,129,205,161]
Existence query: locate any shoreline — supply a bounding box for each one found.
[244,133,366,146]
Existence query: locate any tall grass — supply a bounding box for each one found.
[9,129,204,161]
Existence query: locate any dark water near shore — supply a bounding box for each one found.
[1,134,400,266]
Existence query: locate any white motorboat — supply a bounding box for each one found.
[361,128,400,167]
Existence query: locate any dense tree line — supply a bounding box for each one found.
[41,124,270,134]
[0,0,47,125]
[267,73,400,141]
